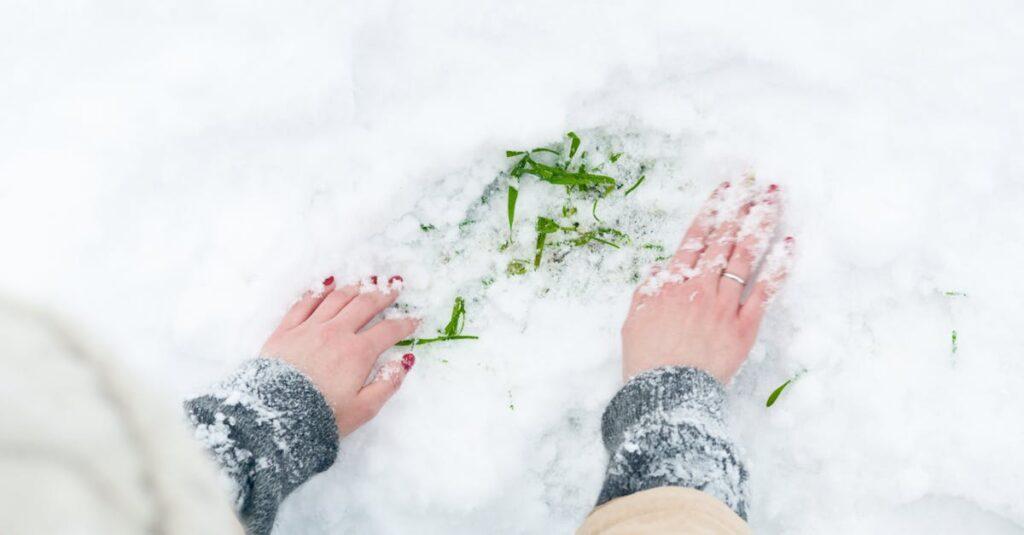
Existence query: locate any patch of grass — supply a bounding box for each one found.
[951,329,958,354]
[402,132,651,353]
[502,131,647,271]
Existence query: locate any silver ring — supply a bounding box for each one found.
[722,272,746,285]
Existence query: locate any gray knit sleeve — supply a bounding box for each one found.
[184,358,339,535]
[596,366,749,519]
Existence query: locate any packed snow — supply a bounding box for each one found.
[1,1,1022,533]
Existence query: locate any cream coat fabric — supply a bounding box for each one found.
[578,486,751,535]
[0,298,242,535]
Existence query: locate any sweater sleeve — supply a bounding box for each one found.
[184,358,339,535]
[596,366,749,519]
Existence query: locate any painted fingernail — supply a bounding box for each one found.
[768,184,779,192]
[402,353,416,371]
[723,181,731,188]
[323,276,335,286]
[389,275,403,285]
[369,275,378,285]
[785,236,795,245]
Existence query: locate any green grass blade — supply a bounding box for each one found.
[507,185,519,231]
[623,175,646,196]
[396,296,477,347]
[442,297,467,337]
[591,237,621,248]
[395,334,480,347]
[766,379,792,407]
[567,131,581,159]
[534,230,548,268]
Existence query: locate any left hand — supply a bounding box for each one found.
[260,275,419,436]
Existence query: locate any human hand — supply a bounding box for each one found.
[260,275,419,436]
[621,181,794,384]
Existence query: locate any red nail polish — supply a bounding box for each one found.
[768,184,779,192]
[785,236,795,244]
[389,275,404,284]
[322,276,334,286]
[402,353,416,371]
[370,275,378,285]
[722,181,731,189]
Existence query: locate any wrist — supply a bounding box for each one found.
[602,366,726,453]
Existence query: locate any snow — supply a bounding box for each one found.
[2,1,1023,533]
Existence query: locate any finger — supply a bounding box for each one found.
[696,195,753,284]
[308,282,362,323]
[353,354,415,426]
[719,185,781,305]
[331,276,403,332]
[361,317,419,355]
[740,236,794,326]
[277,277,335,330]
[668,181,730,270]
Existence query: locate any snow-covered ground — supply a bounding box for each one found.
[2,1,1023,533]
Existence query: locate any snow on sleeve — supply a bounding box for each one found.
[184,358,339,535]
[596,366,749,519]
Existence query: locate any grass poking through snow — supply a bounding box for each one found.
[397,296,479,347]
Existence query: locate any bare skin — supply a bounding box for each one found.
[622,181,794,383]
[260,275,420,436]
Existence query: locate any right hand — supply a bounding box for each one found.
[620,181,794,384]
[260,275,420,436]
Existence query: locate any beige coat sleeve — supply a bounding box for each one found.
[577,486,751,535]
[0,297,243,535]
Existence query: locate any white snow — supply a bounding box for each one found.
[2,1,1023,533]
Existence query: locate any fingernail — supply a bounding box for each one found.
[402,353,416,371]
[785,236,795,245]
[768,184,779,192]
[722,181,731,189]
[389,275,403,285]
[323,276,335,286]
[369,275,378,285]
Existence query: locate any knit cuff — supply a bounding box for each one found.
[601,366,725,453]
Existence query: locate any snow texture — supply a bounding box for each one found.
[2,1,1024,533]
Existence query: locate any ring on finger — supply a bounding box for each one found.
[722,272,746,285]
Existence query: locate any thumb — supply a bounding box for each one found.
[355,353,415,424]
